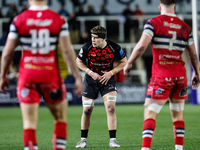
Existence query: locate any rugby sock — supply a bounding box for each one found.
[23,129,38,150]
[173,120,185,150]
[142,118,156,149]
[109,130,116,138]
[52,122,67,150]
[81,129,88,138]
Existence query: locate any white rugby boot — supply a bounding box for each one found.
[75,138,87,148]
[109,138,120,148]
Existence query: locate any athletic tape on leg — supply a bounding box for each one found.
[82,99,94,107]
[145,103,163,113]
[103,96,117,103]
[169,103,184,111]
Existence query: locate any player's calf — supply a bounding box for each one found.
[52,122,67,150]
[23,129,38,150]
[170,102,185,150]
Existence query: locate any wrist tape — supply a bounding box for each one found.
[86,68,93,75]
[110,68,118,75]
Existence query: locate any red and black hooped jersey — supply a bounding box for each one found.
[78,40,126,75]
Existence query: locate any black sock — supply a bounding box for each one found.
[109,130,116,138]
[81,130,88,138]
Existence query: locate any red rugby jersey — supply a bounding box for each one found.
[8,5,69,83]
[143,13,194,77]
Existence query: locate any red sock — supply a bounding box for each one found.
[173,120,185,146]
[142,119,156,149]
[52,122,67,150]
[23,129,38,150]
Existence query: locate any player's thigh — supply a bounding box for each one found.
[100,76,117,100]
[20,103,39,129]
[169,77,188,100]
[82,75,99,99]
[144,98,168,120]
[17,79,41,103]
[146,77,172,100]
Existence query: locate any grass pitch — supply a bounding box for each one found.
[0,103,200,150]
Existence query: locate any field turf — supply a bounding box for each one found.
[0,103,199,150]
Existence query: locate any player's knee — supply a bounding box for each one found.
[107,105,115,114]
[83,107,93,115]
[82,99,94,115]
[169,102,184,111]
[144,103,163,113]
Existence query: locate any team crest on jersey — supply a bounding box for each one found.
[21,88,30,98]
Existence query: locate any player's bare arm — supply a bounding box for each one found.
[59,35,83,96]
[100,57,127,85]
[124,33,151,76]
[0,38,18,93]
[186,43,200,89]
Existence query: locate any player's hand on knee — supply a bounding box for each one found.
[100,71,112,85]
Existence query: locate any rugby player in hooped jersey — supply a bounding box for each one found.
[76,25,127,148]
[124,0,200,150]
[0,0,83,150]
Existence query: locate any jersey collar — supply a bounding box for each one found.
[161,13,176,17]
[29,5,49,11]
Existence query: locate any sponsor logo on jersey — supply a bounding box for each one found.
[21,88,30,98]
[27,19,52,26]
[155,88,164,94]
[24,56,55,63]
[90,62,111,66]
[163,21,182,29]
[24,64,53,70]
[119,48,124,56]
[159,61,181,65]
[159,54,180,60]
[108,84,115,90]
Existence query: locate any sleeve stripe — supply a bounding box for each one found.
[8,32,18,39]
[143,21,154,38]
[59,31,69,36]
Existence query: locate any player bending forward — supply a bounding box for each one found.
[76,25,127,148]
